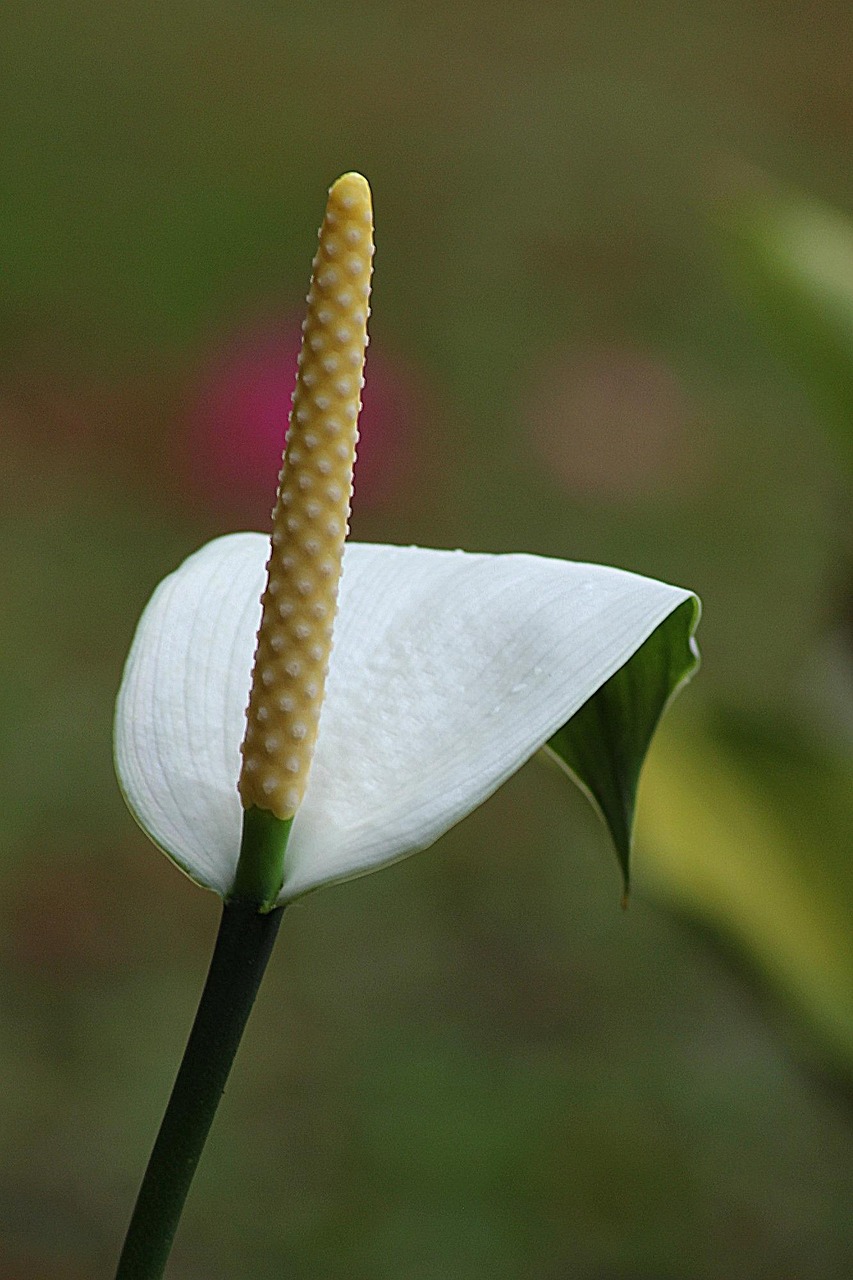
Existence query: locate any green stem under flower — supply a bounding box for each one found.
[114,897,283,1280]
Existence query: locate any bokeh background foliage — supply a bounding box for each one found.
[1,1,851,1276]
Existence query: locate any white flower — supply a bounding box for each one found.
[114,531,699,904]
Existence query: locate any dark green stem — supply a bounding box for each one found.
[114,898,284,1279]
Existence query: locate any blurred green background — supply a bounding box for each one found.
[1,2,851,1276]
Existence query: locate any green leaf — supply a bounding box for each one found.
[545,597,700,892]
[717,177,853,467]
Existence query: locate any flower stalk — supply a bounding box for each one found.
[114,899,284,1280]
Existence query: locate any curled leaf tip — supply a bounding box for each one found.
[238,174,374,820]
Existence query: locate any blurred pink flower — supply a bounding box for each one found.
[185,316,420,521]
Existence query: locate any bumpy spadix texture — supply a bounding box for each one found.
[238,173,373,819]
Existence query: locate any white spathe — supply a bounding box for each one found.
[115,533,695,903]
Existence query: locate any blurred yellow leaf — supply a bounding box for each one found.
[638,717,853,1075]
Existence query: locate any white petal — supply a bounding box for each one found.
[115,535,265,894]
[114,534,695,902]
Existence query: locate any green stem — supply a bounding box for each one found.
[114,898,284,1280]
